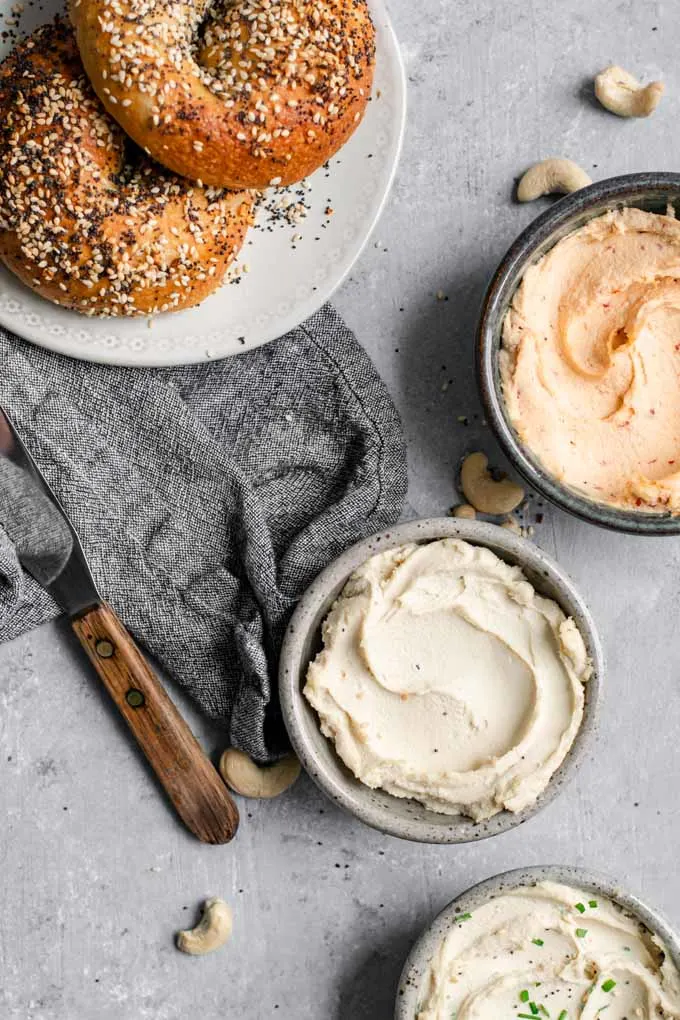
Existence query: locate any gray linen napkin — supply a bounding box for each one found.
[0,305,407,760]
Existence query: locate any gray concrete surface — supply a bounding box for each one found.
[2,2,679,1017]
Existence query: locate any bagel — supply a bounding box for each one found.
[70,0,376,190]
[0,19,254,317]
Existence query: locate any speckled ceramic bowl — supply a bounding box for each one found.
[395,865,680,1018]
[478,171,680,534]
[278,518,603,844]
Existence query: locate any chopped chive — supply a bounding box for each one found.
[575,928,588,938]
[539,1006,550,1017]
[531,938,545,946]
[558,1012,568,1020]
[602,978,616,993]
[518,1015,541,1019]
[575,902,586,913]
[455,912,472,922]
[589,899,598,908]
[520,990,530,1003]
[530,1004,539,1016]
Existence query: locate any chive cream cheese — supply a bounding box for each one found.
[418,881,680,1019]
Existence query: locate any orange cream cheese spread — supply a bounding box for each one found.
[501,206,680,511]
[304,539,590,821]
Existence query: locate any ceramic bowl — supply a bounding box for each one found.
[394,864,680,1018]
[478,171,680,534]
[278,518,603,844]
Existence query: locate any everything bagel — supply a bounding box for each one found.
[70,0,376,190]
[0,19,254,317]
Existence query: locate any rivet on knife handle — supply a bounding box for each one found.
[72,603,239,845]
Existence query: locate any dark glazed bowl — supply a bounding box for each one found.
[478,172,680,534]
[395,865,680,1018]
[278,518,603,844]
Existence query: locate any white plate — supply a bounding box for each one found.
[0,0,405,366]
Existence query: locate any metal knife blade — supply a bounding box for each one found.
[0,404,101,617]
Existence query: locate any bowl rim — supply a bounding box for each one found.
[278,517,604,845]
[478,170,680,535]
[394,863,680,1019]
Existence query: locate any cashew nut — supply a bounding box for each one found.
[176,898,232,956]
[517,159,592,202]
[451,503,476,520]
[594,65,664,118]
[460,452,525,515]
[219,748,301,799]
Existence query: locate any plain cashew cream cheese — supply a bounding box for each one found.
[501,206,680,512]
[417,881,680,1020]
[303,539,591,820]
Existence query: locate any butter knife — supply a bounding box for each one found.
[0,405,239,845]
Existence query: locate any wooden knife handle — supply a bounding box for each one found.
[72,603,239,844]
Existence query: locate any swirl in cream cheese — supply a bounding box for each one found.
[501,206,680,512]
[418,881,680,1020]
[304,539,590,820]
